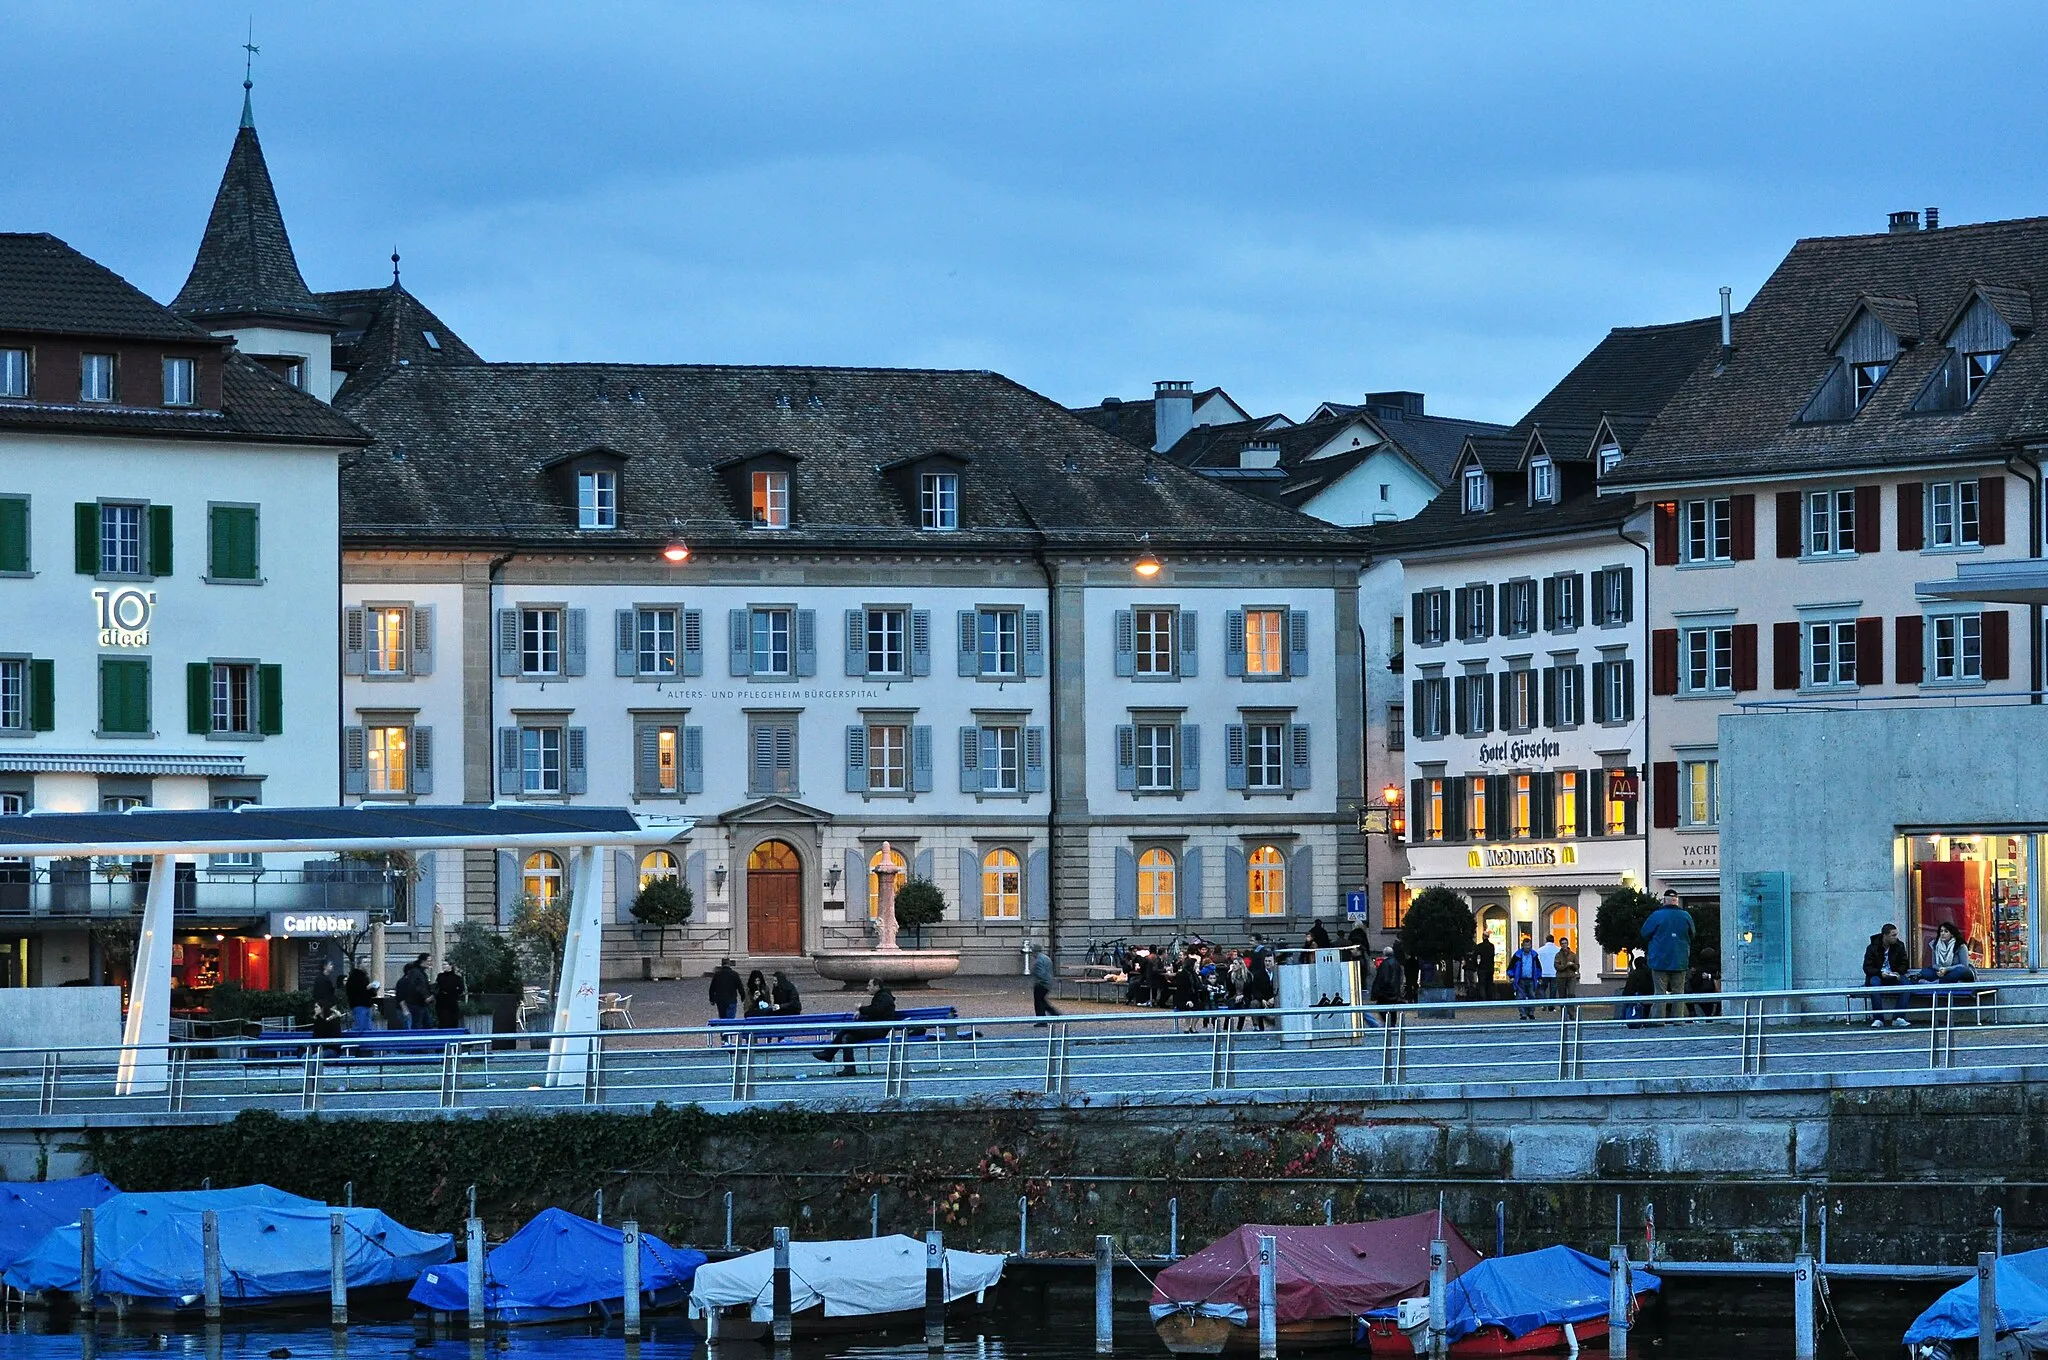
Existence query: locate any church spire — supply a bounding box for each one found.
[240,24,258,129]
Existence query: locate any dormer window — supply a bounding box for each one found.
[1,348,29,399]
[919,472,959,531]
[752,470,789,529]
[1914,294,2023,413]
[577,470,617,530]
[1800,302,1908,422]
[162,357,195,407]
[1598,444,1623,475]
[1529,457,1557,505]
[1965,350,2003,401]
[80,353,114,403]
[1851,361,1889,409]
[1462,466,1491,513]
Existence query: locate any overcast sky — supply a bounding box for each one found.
[8,3,2047,424]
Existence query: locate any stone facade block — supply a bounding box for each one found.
[1667,1123,1792,1175]
[1335,1123,1445,1177]
[1508,1125,1600,1180]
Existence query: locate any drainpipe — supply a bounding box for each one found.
[483,548,516,935]
[1032,540,1060,968]
[1621,520,1651,901]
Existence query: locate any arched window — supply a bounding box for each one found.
[1247,845,1287,917]
[1542,904,1579,952]
[1137,848,1176,919]
[522,851,564,906]
[1478,905,1509,980]
[639,850,679,891]
[867,846,907,918]
[982,848,1022,920]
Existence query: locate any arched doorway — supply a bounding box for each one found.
[747,839,804,956]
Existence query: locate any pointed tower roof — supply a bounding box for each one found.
[172,93,338,330]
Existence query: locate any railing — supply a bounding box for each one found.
[6,978,2046,1122]
[0,865,401,921]
[1736,688,2048,713]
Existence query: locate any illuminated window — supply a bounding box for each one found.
[522,851,564,905]
[1244,609,1285,676]
[367,607,408,676]
[638,849,679,891]
[1422,778,1444,842]
[1137,847,1176,918]
[981,848,1021,919]
[1510,774,1533,838]
[1248,845,1286,917]
[1683,759,1719,829]
[365,725,409,796]
[751,471,789,529]
[1468,780,1488,841]
[1554,770,1578,837]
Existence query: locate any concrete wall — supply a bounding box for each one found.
[0,986,121,1052]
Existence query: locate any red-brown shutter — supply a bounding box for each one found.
[1731,493,1756,560]
[1651,628,1679,696]
[1772,621,1802,690]
[1732,623,1759,692]
[1653,502,1679,566]
[1854,485,1882,553]
[1652,761,1680,830]
[1984,609,2010,681]
[1896,615,1925,685]
[1775,491,1803,558]
[1981,475,2007,546]
[1856,616,1884,685]
[1896,481,1924,552]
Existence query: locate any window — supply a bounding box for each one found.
[1458,587,1491,642]
[866,721,907,793]
[210,794,257,869]
[1502,580,1536,637]
[1928,481,1981,550]
[1386,703,1405,752]
[751,470,789,529]
[1463,466,1491,512]
[206,504,259,581]
[1248,845,1287,917]
[1965,350,2003,402]
[1603,768,1633,837]
[982,848,1021,919]
[1806,489,1857,557]
[749,716,798,794]
[1594,658,1632,722]
[1133,608,1176,677]
[980,724,1023,794]
[866,608,906,677]
[1415,676,1449,740]
[521,608,562,676]
[1530,458,1557,504]
[1137,847,1176,918]
[1467,779,1489,841]
[1421,778,1444,842]
[1243,609,1285,676]
[1683,627,1733,695]
[1683,498,1732,564]
[1552,574,1581,631]
[97,657,150,735]
[638,850,679,891]
[1682,759,1719,828]
[751,607,793,677]
[0,348,25,398]
[520,726,563,795]
[1510,775,1533,838]
[1598,444,1622,475]
[1503,670,1536,732]
[577,470,617,530]
[0,659,23,732]
[1593,567,1631,626]
[368,607,409,676]
[281,359,305,391]
[162,357,195,407]
[100,504,142,576]
[867,845,907,919]
[523,851,565,905]
[1134,722,1177,792]
[637,608,678,677]
[641,722,682,795]
[1807,621,1859,689]
[365,725,409,796]
[1554,663,1584,727]
[1455,670,1492,736]
[919,473,959,531]
[1852,361,1889,409]
[978,608,1019,678]
[1415,591,1449,646]
[209,662,255,735]
[1555,771,1579,837]
[1931,613,1983,683]
[80,354,114,403]
[1245,721,1285,791]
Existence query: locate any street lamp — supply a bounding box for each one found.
[660,516,691,564]
[1133,533,1162,579]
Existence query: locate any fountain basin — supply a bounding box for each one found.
[812,950,962,989]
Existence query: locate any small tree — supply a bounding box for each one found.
[511,893,569,990]
[631,877,694,954]
[448,921,521,996]
[893,877,946,948]
[1595,887,1660,959]
[1398,886,1476,982]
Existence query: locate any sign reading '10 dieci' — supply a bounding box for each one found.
[92,588,156,648]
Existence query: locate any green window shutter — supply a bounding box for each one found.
[75,503,98,574]
[146,505,173,577]
[209,506,258,580]
[28,660,53,731]
[208,508,228,578]
[187,662,211,734]
[0,497,26,573]
[257,664,283,735]
[100,658,149,734]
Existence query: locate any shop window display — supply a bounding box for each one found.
[1908,833,2029,971]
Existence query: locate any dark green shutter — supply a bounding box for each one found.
[75,502,98,574]
[0,497,26,573]
[187,663,211,734]
[99,658,148,734]
[209,506,258,580]
[257,664,283,735]
[209,508,229,578]
[28,660,53,731]
[146,505,172,576]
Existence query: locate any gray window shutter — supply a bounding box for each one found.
[635,723,661,795]
[686,849,708,909]
[566,727,588,795]
[913,848,933,885]
[412,604,435,676]
[1113,610,1135,677]
[1617,568,1635,624]
[1454,588,1471,641]
[1288,610,1310,676]
[497,727,521,796]
[1179,723,1200,792]
[1182,846,1204,917]
[728,609,751,676]
[1620,660,1636,722]
[496,609,520,676]
[1287,846,1314,916]
[1287,724,1311,791]
[958,726,981,794]
[912,725,934,793]
[1114,847,1137,921]
[845,725,868,794]
[1592,664,1610,724]
[1026,848,1049,921]
[614,850,638,924]
[564,609,588,676]
[412,725,434,797]
[679,609,703,677]
[1023,610,1045,677]
[959,848,982,919]
[911,610,931,677]
[342,725,367,795]
[342,607,366,675]
[750,725,771,794]
[1024,726,1045,794]
[845,848,865,911]
[415,851,437,925]
[957,611,978,677]
[682,726,704,794]
[497,850,519,926]
[616,610,639,676]
[1225,724,1246,791]
[1177,610,1198,678]
[1114,725,1137,791]
[1225,610,1246,677]
[1225,846,1248,918]
[1542,577,1558,632]
[795,609,817,677]
[844,609,866,677]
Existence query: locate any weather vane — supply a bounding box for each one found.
[242,18,259,91]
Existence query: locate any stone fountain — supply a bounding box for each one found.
[812,840,962,989]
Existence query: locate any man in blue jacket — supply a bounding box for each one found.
[1641,890,1695,1021]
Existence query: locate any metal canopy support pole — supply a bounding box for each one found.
[772,1226,793,1346]
[115,855,175,1095]
[329,1210,348,1327]
[1981,1251,2000,1350]
[924,1230,945,1349]
[1094,1234,1114,1355]
[546,847,607,1087]
[1259,1234,1280,1360]
[622,1219,642,1340]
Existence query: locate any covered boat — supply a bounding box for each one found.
[410,1208,707,1326]
[1907,1248,2048,1359]
[1152,1215,1483,1355]
[688,1234,1005,1339]
[0,1175,117,1275]
[1359,1246,1660,1355]
[4,1185,452,1315]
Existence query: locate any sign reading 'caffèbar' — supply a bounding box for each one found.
[267,910,370,936]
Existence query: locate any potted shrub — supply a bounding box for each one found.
[448,921,522,1045]
[1398,886,1476,1013]
[459,999,496,1036]
[893,877,946,949]
[1595,887,1660,978]
[631,876,694,955]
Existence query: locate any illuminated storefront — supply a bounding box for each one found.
[1903,832,2035,971]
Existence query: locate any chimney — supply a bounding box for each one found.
[1719,286,1733,362]
[1925,206,1941,231]
[1239,440,1282,470]
[1152,380,1195,454]
[1888,210,1922,234]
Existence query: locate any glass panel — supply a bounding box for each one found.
[1909,833,2029,971]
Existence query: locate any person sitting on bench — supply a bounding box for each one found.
[1913,921,1976,985]
[1864,923,1910,1028]
[814,982,898,1074]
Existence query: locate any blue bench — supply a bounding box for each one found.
[708,1005,966,1050]
[243,1027,474,1061]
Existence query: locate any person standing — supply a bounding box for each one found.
[344,964,376,1032]
[1472,935,1497,1002]
[1305,920,1332,954]
[312,960,338,1010]
[708,958,743,1022]
[433,960,465,1029]
[1507,937,1543,1020]
[1030,944,1060,1018]
[1345,922,1371,959]
[1641,890,1695,1021]
[1553,939,1580,1001]
[1864,923,1911,1027]
[1535,935,1561,1002]
[397,955,430,1029]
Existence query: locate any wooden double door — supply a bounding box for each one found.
[746,839,804,956]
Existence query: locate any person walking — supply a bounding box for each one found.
[1507,936,1543,1020]
[397,955,430,1029]
[1242,949,1276,1031]
[1345,922,1371,959]
[1472,935,1497,1002]
[770,970,803,1015]
[312,960,338,1010]
[1553,939,1580,1001]
[708,958,743,1022]
[1030,944,1060,1019]
[1641,890,1695,1021]
[1305,919,1332,955]
[814,981,898,1075]
[1864,923,1911,1027]
[344,964,376,1032]
[432,960,465,1029]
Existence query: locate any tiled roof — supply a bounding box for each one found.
[1611,216,2048,486]
[337,363,1360,553]
[0,233,219,341]
[171,118,338,329]
[1068,386,1240,450]
[1165,409,1508,513]
[319,283,483,397]
[1502,316,1723,466]
[0,349,366,446]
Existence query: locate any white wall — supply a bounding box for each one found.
[1299,450,1442,528]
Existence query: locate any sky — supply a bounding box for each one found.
[7,3,2048,425]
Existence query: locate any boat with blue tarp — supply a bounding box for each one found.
[1907,1248,2048,1358]
[410,1208,707,1326]
[1359,1246,1659,1355]
[0,1176,117,1275]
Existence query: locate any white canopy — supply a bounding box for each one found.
[689,1235,1005,1322]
